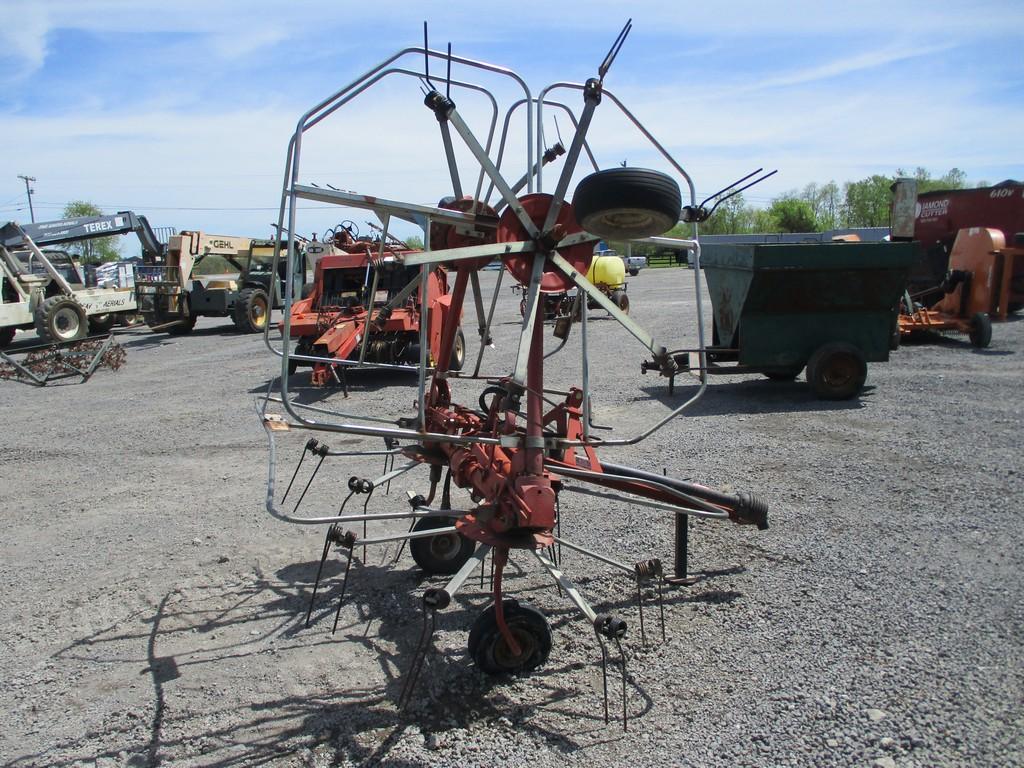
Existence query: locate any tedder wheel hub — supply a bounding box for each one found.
[430,198,499,270]
[468,599,552,676]
[498,194,592,292]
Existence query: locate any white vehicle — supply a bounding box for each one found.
[1,214,164,347]
[623,251,647,276]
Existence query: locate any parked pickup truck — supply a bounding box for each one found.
[623,252,647,276]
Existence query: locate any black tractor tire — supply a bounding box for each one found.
[166,307,197,336]
[0,326,15,348]
[449,328,466,371]
[571,167,682,240]
[468,599,552,676]
[145,296,196,335]
[233,288,271,334]
[806,342,867,400]
[301,282,315,300]
[88,313,116,334]
[34,296,87,343]
[409,516,475,575]
[969,312,992,348]
[610,289,630,315]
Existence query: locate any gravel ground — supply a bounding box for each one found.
[0,267,1021,767]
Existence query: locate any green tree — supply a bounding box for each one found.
[842,175,893,227]
[801,181,840,230]
[768,197,817,232]
[699,190,755,235]
[61,201,120,263]
[404,234,424,250]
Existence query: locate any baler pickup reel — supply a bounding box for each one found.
[259,20,769,726]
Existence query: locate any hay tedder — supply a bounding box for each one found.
[259,22,768,723]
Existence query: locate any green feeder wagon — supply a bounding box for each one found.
[681,241,916,399]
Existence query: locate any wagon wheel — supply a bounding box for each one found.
[968,312,991,348]
[806,342,866,400]
[468,599,552,676]
[449,328,466,371]
[571,167,682,240]
[610,289,630,315]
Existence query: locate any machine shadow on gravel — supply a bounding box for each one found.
[637,381,873,416]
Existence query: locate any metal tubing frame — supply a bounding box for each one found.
[267,48,532,423]
[533,551,598,624]
[258,44,720,503]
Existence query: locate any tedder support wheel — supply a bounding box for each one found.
[234,288,270,333]
[0,326,15,348]
[468,599,552,676]
[88,313,116,334]
[969,312,992,348]
[806,342,867,400]
[449,328,466,371]
[34,296,87,342]
[409,516,475,575]
[610,289,630,314]
[571,167,682,240]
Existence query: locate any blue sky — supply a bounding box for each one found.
[1,0,1022,251]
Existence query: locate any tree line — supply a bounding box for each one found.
[666,167,974,238]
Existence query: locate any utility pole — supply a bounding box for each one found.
[17,175,36,222]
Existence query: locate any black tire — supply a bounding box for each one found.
[0,326,15,348]
[969,312,992,348]
[88,313,116,334]
[806,342,867,400]
[301,282,314,300]
[409,516,475,575]
[145,296,195,335]
[628,268,639,277]
[468,599,552,676]
[763,367,802,381]
[34,296,87,342]
[610,289,630,315]
[166,306,197,336]
[571,167,682,240]
[233,288,270,333]
[449,328,466,372]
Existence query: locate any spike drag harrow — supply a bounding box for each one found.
[0,334,125,386]
[258,20,770,725]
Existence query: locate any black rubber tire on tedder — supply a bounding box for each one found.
[468,599,552,676]
[409,516,475,575]
[571,167,682,240]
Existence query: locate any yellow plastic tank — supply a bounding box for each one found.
[586,253,626,288]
